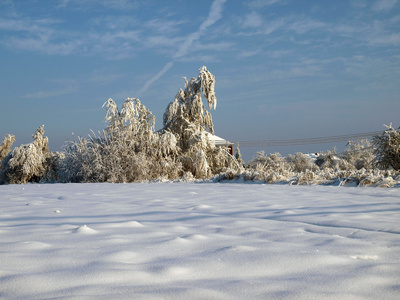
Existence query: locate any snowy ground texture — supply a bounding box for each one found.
[1,183,400,300]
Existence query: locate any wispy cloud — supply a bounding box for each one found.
[0,0,227,62]
[0,0,14,9]
[0,16,83,55]
[238,16,288,36]
[144,35,184,50]
[0,14,144,58]
[191,40,234,52]
[87,30,141,59]
[238,49,261,58]
[288,19,327,34]
[0,17,61,34]
[144,18,187,34]
[89,69,122,85]
[57,0,140,10]
[242,12,264,28]
[11,38,82,55]
[329,13,400,47]
[240,15,326,36]
[139,0,227,94]
[369,33,400,45]
[247,0,283,9]
[24,79,78,99]
[372,0,398,12]
[177,54,217,63]
[350,0,368,9]
[173,0,227,59]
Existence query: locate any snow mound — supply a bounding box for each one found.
[72,225,98,234]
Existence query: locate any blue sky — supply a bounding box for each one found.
[1,0,399,161]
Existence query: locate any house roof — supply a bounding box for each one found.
[158,128,234,146]
[202,132,234,146]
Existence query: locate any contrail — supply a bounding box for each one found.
[138,61,174,95]
[139,0,227,94]
[174,0,227,59]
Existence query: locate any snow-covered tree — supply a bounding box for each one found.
[234,146,245,167]
[103,97,156,138]
[373,124,400,170]
[162,66,239,178]
[0,134,15,162]
[163,66,216,137]
[0,125,49,184]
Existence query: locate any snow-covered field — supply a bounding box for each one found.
[1,183,399,299]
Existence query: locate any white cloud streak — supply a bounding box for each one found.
[242,12,264,28]
[58,0,139,10]
[372,0,398,11]
[24,79,78,99]
[173,0,227,59]
[247,0,283,9]
[138,62,174,96]
[139,0,227,94]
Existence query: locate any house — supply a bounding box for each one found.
[203,132,234,155]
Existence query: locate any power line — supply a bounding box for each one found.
[232,131,382,147]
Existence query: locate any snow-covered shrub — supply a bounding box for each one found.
[315,148,353,171]
[0,134,15,163]
[57,136,86,183]
[212,168,266,183]
[40,151,65,183]
[248,151,290,172]
[264,171,291,184]
[215,148,400,186]
[245,151,293,183]
[343,139,375,170]
[0,125,49,184]
[180,171,196,182]
[295,170,318,185]
[235,146,245,167]
[373,124,400,170]
[287,152,319,173]
[61,98,184,183]
[356,169,397,187]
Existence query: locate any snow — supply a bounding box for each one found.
[202,132,233,146]
[0,183,399,299]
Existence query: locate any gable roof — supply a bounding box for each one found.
[202,132,234,146]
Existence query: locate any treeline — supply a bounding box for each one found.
[1,67,399,187]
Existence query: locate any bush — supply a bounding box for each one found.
[0,126,49,184]
[373,124,400,170]
[315,148,353,171]
[287,152,319,173]
[343,139,375,170]
[248,151,289,172]
[0,134,15,163]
